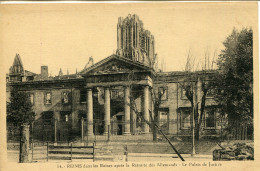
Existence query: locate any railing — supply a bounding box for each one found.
[6,119,253,144]
[46,142,95,162]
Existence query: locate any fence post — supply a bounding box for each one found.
[46,142,48,162]
[81,118,84,146]
[241,125,244,140]
[31,142,33,163]
[70,143,73,162]
[31,141,34,163]
[245,125,248,140]
[107,125,110,142]
[86,123,89,146]
[125,145,128,162]
[93,142,95,162]
[67,121,70,145]
[54,119,57,146]
[111,121,113,135]
[31,122,34,162]
[94,122,97,146]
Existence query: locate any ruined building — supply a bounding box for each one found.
[6,14,220,142]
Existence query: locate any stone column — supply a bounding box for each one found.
[130,105,136,135]
[87,89,93,136]
[124,86,131,135]
[143,85,150,133]
[104,87,111,135]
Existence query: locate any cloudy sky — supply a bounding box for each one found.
[1,2,257,76]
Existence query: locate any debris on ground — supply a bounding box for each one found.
[213,143,254,160]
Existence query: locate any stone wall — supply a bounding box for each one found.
[154,73,220,136]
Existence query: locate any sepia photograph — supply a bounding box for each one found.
[0,1,258,170]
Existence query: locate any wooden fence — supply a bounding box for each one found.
[46,142,95,162]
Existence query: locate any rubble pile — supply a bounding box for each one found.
[213,143,254,161]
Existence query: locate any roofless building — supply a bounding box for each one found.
[6,14,220,142]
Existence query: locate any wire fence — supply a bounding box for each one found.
[7,119,253,144]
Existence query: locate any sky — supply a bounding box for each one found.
[0,2,257,76]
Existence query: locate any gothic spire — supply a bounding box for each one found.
[9,53,24,75]
[58,68,63,76]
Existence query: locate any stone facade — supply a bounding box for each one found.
[6,14,221,141]
[154,72,221,136]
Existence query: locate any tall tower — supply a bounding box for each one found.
[116,14,156,68]
[41,66,48,80]
[9,54,24,82]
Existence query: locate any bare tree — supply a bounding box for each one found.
[127,71,185,161]
[179,49,216,142]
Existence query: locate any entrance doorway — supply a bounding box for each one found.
[116,115,123,135]
[59,111,71,142]
[111,112,124,135]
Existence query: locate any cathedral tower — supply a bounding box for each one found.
[9,54,24,81]
[116,14,156,68]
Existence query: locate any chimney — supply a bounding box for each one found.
[41,66,48,80]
